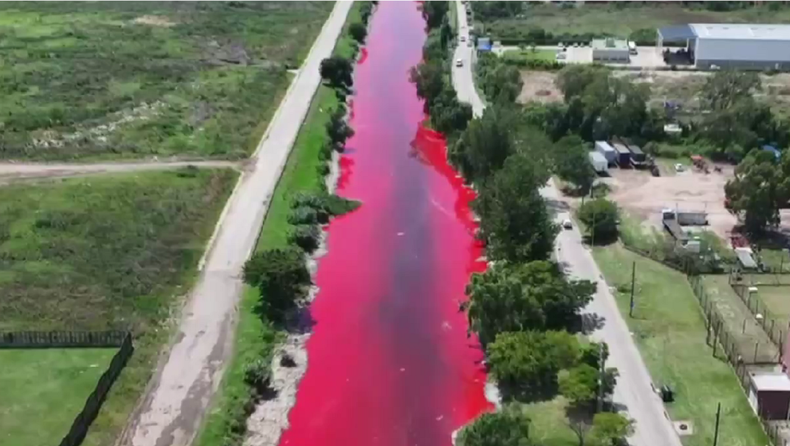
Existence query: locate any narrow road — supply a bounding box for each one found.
[452,0,484,117]
[451,3,682,446]
[0,160,240,183]
[120,2,354,446]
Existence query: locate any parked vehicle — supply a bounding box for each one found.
[455,58,463,67]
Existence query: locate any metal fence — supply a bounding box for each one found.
[0,330,128,349]
[689,276,780,365]
[58,333,133,446]
[730,279,787,351]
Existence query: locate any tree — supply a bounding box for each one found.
[410,61,445,109]
[242,248,310,322]
[487,330,581,400]
[421,1,449,29]
[432,85,473,134]
[577,199,619,244]
[590,413,634,446]
[451,104,519,181]
[553,135,596,195]
[474,153,557,262]
[319,56,353,89]
[457,405,533,446]
[725,149,790,235]
[559,364,598,406]
[482,62,524,104]
[349,22,368,44]
[465,261,596,343]
[326,105,354,150]
[701,70,761,112]
[556,65,607,102]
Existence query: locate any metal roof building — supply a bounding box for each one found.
[657,23,790,70]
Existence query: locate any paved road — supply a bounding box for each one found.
[0,160,240,183]
[451,2,682,445]
[452,1,484,117]
[120,3,353,446]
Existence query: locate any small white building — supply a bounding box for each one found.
[592,38,630,63]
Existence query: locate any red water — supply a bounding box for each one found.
[278,3,492,445]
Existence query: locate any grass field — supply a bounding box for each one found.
[519,398,577,446]
[0,2,331,160]
[0,348,115,446]
[195,3,365,444]
[476,2,790,43]
[752,285,790,339]
[0,168,238,445]
[698,275,779,364]
[593,245,768,446]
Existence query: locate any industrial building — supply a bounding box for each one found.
[591,38,630,62]
[748,371,790,420]
[658,23,790,70]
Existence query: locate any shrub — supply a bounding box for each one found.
[243,248,310,323]
[457,405,533,446]
[578,198,619,245]
[349,22,368,44]
[288,224,321,253]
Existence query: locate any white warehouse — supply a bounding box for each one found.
[657,23,790,70]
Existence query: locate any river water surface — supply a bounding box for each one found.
[279,3,491,445]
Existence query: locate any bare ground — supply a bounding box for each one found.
[602,166,737,240]
[517,70,563,104]
[0,160,243,185]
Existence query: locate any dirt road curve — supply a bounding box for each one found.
[0,161,240,184]
[119,3,353,446]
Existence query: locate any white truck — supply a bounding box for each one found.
[589,151,608,174]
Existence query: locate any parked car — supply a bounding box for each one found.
[562,219,573,229]
[455,58,464,67]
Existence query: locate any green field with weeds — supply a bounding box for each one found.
[0,2,331,160]
[476,2,790,44]
[593,245,768,446]
[0,348,116,446]
[0,168,238,445]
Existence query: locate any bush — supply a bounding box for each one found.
[242,248,310,323]
[288,206,329,225]
[291,192,360,217]
[457,405,533,446]
[288,224,322,253]
[578,198,619,245]
[349,22,368,44]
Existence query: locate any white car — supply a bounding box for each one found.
[455,58,463,67]
[460,36,466,42]
[562,219,573,229]
[675,163,685,172]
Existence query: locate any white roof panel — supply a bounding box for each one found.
[751,372,790,392]
[690,23,790,41]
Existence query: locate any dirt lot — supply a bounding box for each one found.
[518,71,563,104]
[603,165,737,240]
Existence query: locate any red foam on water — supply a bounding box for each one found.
[278,3,492,446]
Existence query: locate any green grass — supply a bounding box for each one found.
[503,48,556,62]
[758,249,790,273]
[592,245,768,446]
[0,348,116,446]
[195,3,367,444]
[0,2,332,160]
[477,2,790,43]
[752,286,790,336]
[0,169,238,446]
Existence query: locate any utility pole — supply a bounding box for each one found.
[629,261,636,317]
[713,403,722,446]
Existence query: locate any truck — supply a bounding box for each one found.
[612,143,631,167]
[589,151,608,174]
[595,141,616,165]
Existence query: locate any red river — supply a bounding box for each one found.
[279,3,492,445]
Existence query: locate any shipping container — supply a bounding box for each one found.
[594,141,616,164]
[588,151,608,173]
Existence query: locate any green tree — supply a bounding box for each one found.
[558,364,598,406]
[410,61,445,108]
[553,135,595,195]
[556,65,607,102]
[451,105,517,181]
[326,105,354,150]
[577,198,619,244]
[319,56,353,89]
[482,63,524,104]
[421,1,449,29]
[487,330,580,400]
[701,70,761,112]
[457,405,533,446]
[243,248,311,323]
[725,149,789,235]
[432,85,473,135]
[349,22,368,44]
[474,154,557,262]
[465,261,596,343]
[590,413,634,446]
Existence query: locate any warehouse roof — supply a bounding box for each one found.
[691,23,790,41]
[591,38,628,50]
[657,24,696,41]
